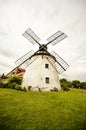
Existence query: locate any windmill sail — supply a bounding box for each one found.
[15,50,34,68]
[46,30,67,46]
[23,28,41,46]
[21,56,39,69]
[48,51,69,74]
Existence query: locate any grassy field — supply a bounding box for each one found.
[0,88,86,130]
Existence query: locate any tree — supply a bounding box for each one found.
[60,78,72,87]
[60,78,71,91]
[80,82,86,89]
[72,80,81,88]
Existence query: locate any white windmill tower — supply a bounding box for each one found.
[6,28,69,91]
[15,28,69,91]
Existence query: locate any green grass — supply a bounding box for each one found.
[0,88,86,130]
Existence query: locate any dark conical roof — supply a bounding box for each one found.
[33,44,56,61]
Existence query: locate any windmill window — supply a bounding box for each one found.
[45,64,49,68]
[45,77,50,84]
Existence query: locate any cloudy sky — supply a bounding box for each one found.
[0,0,86,81]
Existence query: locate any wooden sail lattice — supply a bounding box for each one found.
[49,51,69,74]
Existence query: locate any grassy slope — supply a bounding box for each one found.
[0,88,86,130]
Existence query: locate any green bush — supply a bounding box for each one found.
[6,82,16,89]
[15,84,21,90]
[63,86,70,91]
[3,83,9,88]
[0,82,9,88]
[0,76,22,90]
[4,76,22,90]
[0,82,4,88]
[3,82,21,90]
[7,76,22,85]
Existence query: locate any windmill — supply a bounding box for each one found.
[7,28,69,91]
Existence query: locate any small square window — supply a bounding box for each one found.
[45,64,49,68]
[45,77,50,84]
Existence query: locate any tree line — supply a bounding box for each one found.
[60,78,86,90]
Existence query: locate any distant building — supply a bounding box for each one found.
[5,67,25,78]
[15,68,25,77]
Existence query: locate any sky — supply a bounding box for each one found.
[0,0,86,81]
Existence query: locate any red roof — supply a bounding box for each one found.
[16,71,25,77]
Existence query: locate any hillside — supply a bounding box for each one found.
[0,88,86,130]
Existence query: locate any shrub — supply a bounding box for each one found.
[15,84,21,90]
[3,82,17,89]
[7,82,17,89]
[0,76,22,90]
[63,86,70,91]
[3,83,9,88]
[3,82,21,90]
[7,76,22,85]
[0,82,4,88]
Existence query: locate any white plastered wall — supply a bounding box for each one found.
[22,54,61,91]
